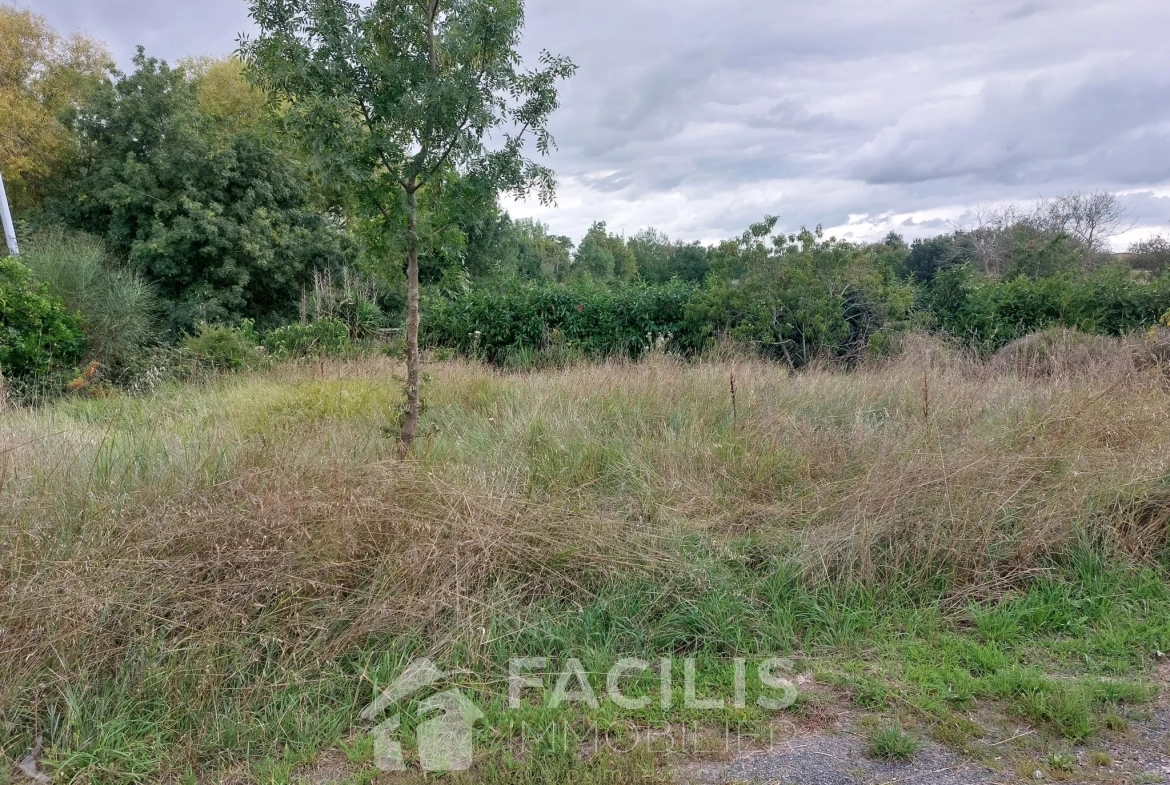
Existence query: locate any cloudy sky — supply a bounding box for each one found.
[31,0,1170,247]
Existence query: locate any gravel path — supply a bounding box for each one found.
[677,733,1001,785]
[677,706,1170,785]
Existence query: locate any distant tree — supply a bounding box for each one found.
[611,236,638,281]
[685,219,911,366]
[51,51,350,335]
[513,218,571,281]
[181,56,272,133]
[1004,224,1080,280]
[882,231,906,250]
[1128,234,1170,275]
[243,0,575,451]
[904,234,966,282]
[574,222,616,280]
[572,221,636,282]
[0,6,110,210]
[414,174,518,283]
[960,203,1036,277]
[1037,191,1132,269]
[957,193,1132,276]
[627,227,709,284]
[628,227,672,282]
[668,241,710,283]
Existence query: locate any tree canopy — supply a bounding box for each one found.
[49,51,351,335]
[0,6,110,210]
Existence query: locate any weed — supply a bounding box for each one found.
[1046,749,1076,772]
[1088,750,1112,766]
[867,723,919,761]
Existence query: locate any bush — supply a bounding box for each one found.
[683,226,913,366]
[923,264,1170,354]
[300,268,385,339]
[20,229,157,371]
[51,52,353,336]
[0,256,87,381]
[262,318,353,358]
[180,321,261,371]
[424,277,696,364]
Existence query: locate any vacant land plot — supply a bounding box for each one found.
[3,350,1170,783]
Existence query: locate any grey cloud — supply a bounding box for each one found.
[851,68,1170,187]
[1003,2,1047,21]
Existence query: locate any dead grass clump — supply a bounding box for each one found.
[878,330,973,374]
[1133,327,1170,373]
[4,460,646,667]
[669,352,1170,587]
[990,328,1135,379]
[1114,483,1170,559]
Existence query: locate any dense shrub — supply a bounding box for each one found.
[682,224,913,365]
[262,319,352,358]
[0,256,87,380]
[923,264,1170,353]
[423,278,696,364]
[180,321,261,371]
[51,52,352,336]
[20,230,157,371]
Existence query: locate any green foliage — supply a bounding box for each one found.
[866,723,919,761]
[180,320,261,371]
[0,255,86,380]
[1004,226,1081,279]
[923,264,1170,353]
[626,227,711,285]
[903,233,966,282]
[1128,234,1170,275]
[300,268,385,340]
[513,218,573,281]
[50,50,352,336]
[262,318,352,358]
[244,0,576,209]
[572,222,623,281]
[682,221,913,365]
[20,229,157,371]
[424,278,695,363]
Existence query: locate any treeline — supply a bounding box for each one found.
[2,6,1170,401]
[426,216,1170,367]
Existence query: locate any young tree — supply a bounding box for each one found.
[242,0,575,451]
[572,221,636,282]
[513,218,571,281]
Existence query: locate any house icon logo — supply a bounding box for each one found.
[361,659,484,773]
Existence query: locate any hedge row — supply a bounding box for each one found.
[423,278,697,363]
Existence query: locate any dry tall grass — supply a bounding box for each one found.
[2,348,1170,750]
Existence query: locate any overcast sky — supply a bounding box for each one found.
[30,0,1170,247]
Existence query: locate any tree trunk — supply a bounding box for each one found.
[400,186,422,453]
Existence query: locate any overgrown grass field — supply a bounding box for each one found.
[3,344,1170,783]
